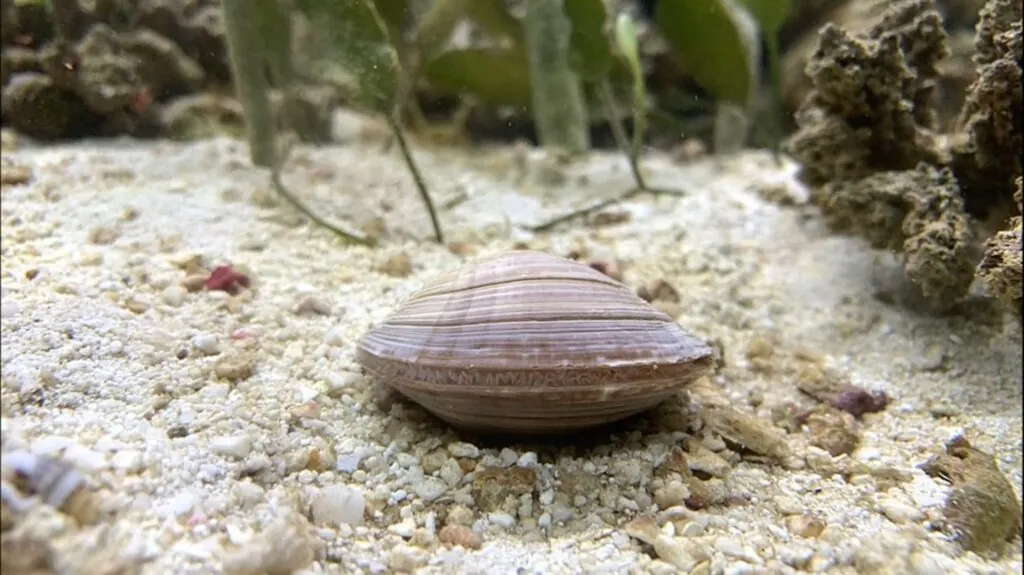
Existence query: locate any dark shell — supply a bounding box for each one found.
[356,251,715,434]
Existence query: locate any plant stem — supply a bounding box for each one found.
[597,79,647,191]
[222,0,277,168]
[385,113,445,243]
[270,164,373,245]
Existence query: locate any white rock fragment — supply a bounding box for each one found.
[714,537,760,564]
[517,451,538,467]
[324,326,347,346]
[439,458,464,487]
[162,285,186,307]
[447,442,480,458]
[210,434,253,459]
[311,484,366,526]
[231,481,264,507]
[1,300,19,318]
[413,477,448,502]
[335,452,363,473]
[488,512,516,528]
[777,544,814,568]
[190,333,220,355]
[111,449,145,473]
[62,444,107,472]
[878,497,925,524]
[324,370,361,396]
[388,544,429,571]
[388,518,417,538]
[164,490,200,518]
[221,515,317,575]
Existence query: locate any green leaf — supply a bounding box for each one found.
[374,0,410,34]
[563,0,612,82]
[424,48,533,109]
[655,0,761,106]
[737,0,790,35]
[296,0,398,111]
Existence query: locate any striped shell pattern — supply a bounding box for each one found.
[356,251,715,434]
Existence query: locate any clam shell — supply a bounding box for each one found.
[356,251,715,434]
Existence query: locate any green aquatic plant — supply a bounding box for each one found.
[523,0,591,153]
[655,0,790,154]
[223,0,372,245]
[299,0,444,243]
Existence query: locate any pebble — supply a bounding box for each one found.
[311,485,366,526]
[110,450,145,473]
[439,524,483,550]
[324,327,347,346]
[488,512,516,528]
[777,544,814,568]
[1,300,19,318]
[439,459,464,487]
[336,452,363,473]
[388,544,429,571]
[878,497,925,524]
[447,442,480,458]
[209,433,253,459]
[162,285,187,307]
[388,518,417,538]
[190,333,220,355]
[413,477,448,502]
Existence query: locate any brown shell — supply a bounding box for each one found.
[356,251,715,434]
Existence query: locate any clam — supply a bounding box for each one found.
[356,251,715,434]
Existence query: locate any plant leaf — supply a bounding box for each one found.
[737,0,790,35]
[424,48,533,109]
[297,0,398,111]
[655,0,761,106]
[563,0,612,82]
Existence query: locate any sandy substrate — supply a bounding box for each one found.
[1,123,1021,574]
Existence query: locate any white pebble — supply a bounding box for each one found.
[162,285,186,307]
[879,497,925,524]
[336,452,363,473]
[488,512,516,528]
[517,451,538,467]
[497,448,518,467]
[210,433,252,459]
[62,444,107,472]
[164,490,200,518]
[190,333,220,355]
[439,459,464,487]
[447,442,480,458]
[714,537,758,563]
[311,484,366,526]
[777,545,814,568]
[1,300,19,318]
[388,518,416,538]
[412,477,448,502]
[111,450,145,473]
[231,481,265,508]
[324,327,347,346]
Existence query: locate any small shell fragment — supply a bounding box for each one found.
[356,251,716,434]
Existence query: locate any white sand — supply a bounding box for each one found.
[1,126,1020,574]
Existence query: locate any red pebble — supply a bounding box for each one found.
[204,265,250,295]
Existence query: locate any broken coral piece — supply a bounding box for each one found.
[949,0,1023,219]
[919,435,1023,554]
[785,0,948,189]
[825,163,976,308]
[976,176,1023,314]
